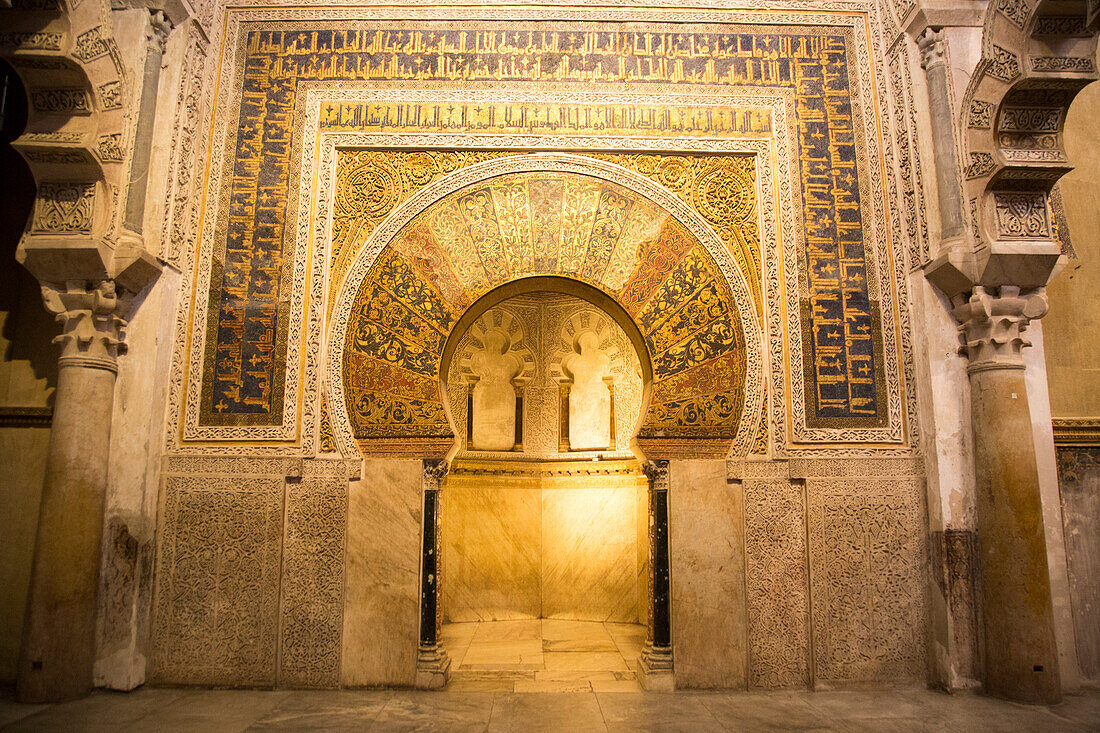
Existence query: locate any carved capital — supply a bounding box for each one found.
[422,459,448,491]
[952,286,1048,373]
[41,280,128,372]
[917,27,948,71]
[644,459,669,491]
[147,10,173,55]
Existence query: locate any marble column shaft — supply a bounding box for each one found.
[640,460,673,685]
[917,28,966,242]
[954,286,1061,704]
[123,10,172,234]
[415,460,450,689]
[17,282,126,703]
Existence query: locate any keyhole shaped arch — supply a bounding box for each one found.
[325,152,764,459]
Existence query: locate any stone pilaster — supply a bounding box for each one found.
[123,10,173,236]
[953,286,1062,704]
[917,28,966,246]
[16,281,127,703]
[415,460,450,689]
[640,460,673,690]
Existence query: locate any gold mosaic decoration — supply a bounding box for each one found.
[339,168,749,442]
[330,150,515,313]
[591,153,762,317]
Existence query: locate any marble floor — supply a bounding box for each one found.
[440,619,647,692]
[1,684,1097,732]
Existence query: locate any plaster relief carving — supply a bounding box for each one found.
[744,478,810,688]
[30,88,92,115]
[32,181,96,233]
[993,192,1049,238]
[990,46,1022,82]
[279,467,348,688]
[807,475,927,683]
[151,474,283,686]
[469,328,523,451]
[0,31,63,51]
[447,294,640,460]
[563,331,613,451]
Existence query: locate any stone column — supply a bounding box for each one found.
[639,460,673,690]
[953,285,1062,704]
[917,28,966,243]
[16,281,127,703]
[123,10,172,235]
[415,459,450,689]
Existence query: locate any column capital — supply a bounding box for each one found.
[41,280,128,373]
[644,459,669,490]
[917,27,948,71]
[422,459,448,491]
[952,285,1048,374]
[147,10,173,55]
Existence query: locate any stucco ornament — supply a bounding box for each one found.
[469,329,523,451]
[563,330,613,451]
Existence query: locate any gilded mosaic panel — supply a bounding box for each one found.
[194,19,892,442]
[340,170,748,441]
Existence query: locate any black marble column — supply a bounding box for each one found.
[640,460,673,687]
[419,484,439,648]
[416,460,450,688]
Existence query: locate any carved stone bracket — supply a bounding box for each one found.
[41,280,129,372]
[951,285,1048,373]
[915,0,1098,300]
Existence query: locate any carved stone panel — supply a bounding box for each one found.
[563,331,613,451]
[151,475,283,686]
[806,476,927,684]
[448,293,641,460]
[469,329,523,451]
[279,464,348,688]
[744,478,810,688]
[1056,446,1100,679]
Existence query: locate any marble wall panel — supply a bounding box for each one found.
[441,486,541,622]
[1056,446,1100,680]
[541,485,638,623]
[150,475,283,686]
[279,462,348,688]
[441,480,642,623]
[0,425,48,684]
[669,460,747,689]
[744,477,810,688]
[342,459,421,687]
[806,475,927,685]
